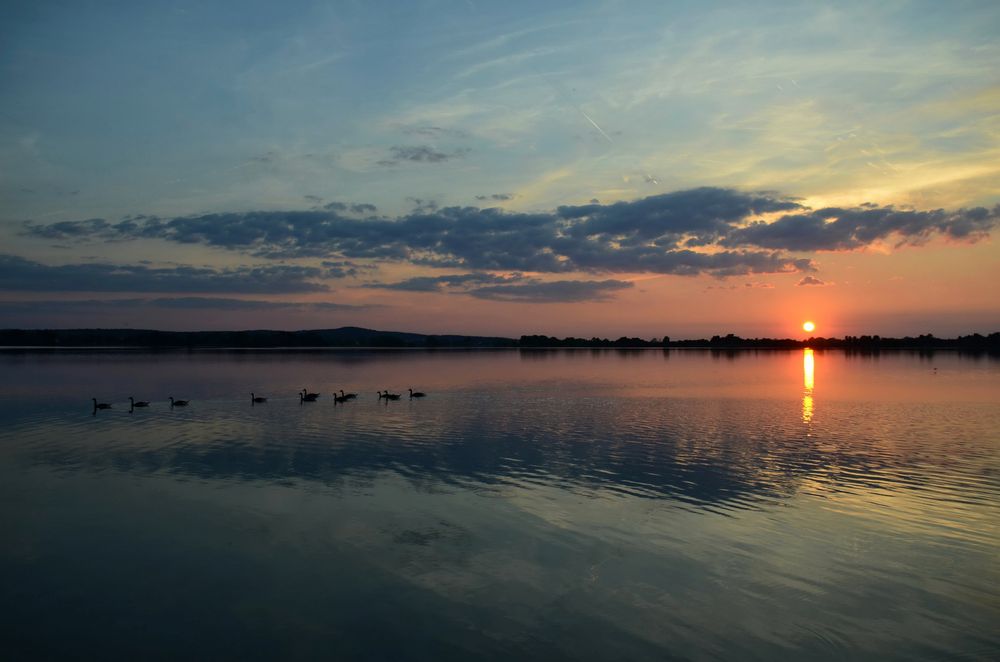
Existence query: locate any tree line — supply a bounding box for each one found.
[0,327,997,352]
[519,332,1000,351]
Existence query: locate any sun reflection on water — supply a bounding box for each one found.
[803,348,815,423]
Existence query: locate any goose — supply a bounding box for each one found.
[333,393,349,404]
[169,397,189,407]
[92,398,112,410]
[383,390,401,401]
[339,389,358,400]
[408,388,426,398]
[129,396,150,408]
[302,388,320,400]
[251,393,267,403]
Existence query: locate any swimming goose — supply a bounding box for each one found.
[339,389,358,400]
[251,393,267,403]
[382,390,401,400]
[302,388,320,400]
[129,396,150,409]
[169,397,189,407]
[92,398,112,410]
[408,388,426,398]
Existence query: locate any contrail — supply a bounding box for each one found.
[580,110,614,144]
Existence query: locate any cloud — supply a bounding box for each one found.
[407,197,439,214]
[475,193,514,201]
[149,297,357,310]
[0,254,339,294]
[706,280,776,291]
[401,125,469,139]
[365,272,632,303]
[468,279,634,303]
[322,201,378,215]
[557,187,803,247]
[367,272,524,292]
[24,187,993,280]
[248,151,277,164]
[377,145,469,166]
[0,297,369,315]
[797,276,827,286]
[723,204,1000,251]
[24,218,112,239]
[18,190,815,276]
[321,260,372,278]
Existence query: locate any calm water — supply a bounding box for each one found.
[1,349,998,660]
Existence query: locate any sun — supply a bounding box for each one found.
[802,321,816,333]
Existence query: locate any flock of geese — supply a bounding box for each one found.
[91,388,427,414]
[298,388,425,403]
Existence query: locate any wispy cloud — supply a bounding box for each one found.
[468,279,633,303]
[364,272,633,303]
[377,145,470,167]
[401,125,469,139]
[322,201,378,215]
[365,272,524,292]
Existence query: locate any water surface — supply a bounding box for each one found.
[1,349,998,660]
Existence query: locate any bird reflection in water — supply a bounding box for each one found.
[802,348,815,424]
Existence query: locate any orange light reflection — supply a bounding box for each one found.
[803,348,815,424]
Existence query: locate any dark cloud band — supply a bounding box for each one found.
[20,188,997,279]
[722,204,1000,251]
[0,254,342,294]
[0,297,367,314]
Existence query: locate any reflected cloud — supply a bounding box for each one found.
[4,350,997,523]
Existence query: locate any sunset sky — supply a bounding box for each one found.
[2,0,998,338]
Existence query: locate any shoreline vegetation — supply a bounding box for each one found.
[0,327,998,353]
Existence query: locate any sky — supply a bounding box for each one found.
[1,0,998,338]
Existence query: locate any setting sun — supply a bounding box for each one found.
[803,321,816,333]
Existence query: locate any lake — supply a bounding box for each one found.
[1,349,998,660]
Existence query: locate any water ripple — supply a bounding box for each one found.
[2,351,999,660]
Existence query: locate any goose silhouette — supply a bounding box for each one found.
[251,393,267,404]
[169,397,189,407]
[129,396,150,413]
[382,390,401,401]
[408,388,426,398]
[302,388,320,400]
[339,389,358,400]
[92,398,112,411]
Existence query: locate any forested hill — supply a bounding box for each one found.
[0,327,517,348]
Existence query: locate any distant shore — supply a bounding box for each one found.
[0,327,997,352]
